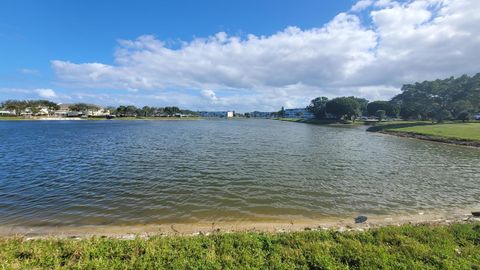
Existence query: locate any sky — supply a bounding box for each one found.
[1,0,480,112]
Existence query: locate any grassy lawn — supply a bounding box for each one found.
[392,123,480,141]
[1,222,479,269]
[370,121,480,141]
[0,116,27,120]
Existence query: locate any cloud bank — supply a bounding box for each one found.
[51,0,480,111]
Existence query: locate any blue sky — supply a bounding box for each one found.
[1,0,480,111]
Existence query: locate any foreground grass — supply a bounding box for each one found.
[1,223,480,269]
[369,121,480,142]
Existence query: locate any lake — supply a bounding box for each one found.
[0,119,479,227]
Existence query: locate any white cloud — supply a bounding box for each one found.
[35,88,57,99]
[52,13,377,101]
[200,89,218,102]
[351,0,373,12]
[51,0,480,111]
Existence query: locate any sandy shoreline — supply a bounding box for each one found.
[2,209,479,239]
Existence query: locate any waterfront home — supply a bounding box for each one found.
[20,108,32,116]
[37,107,50,116]
[87,108,110,117]
[284,108,314,119]
[54,104,71,117]
[18,106,52,116]
[55,104,110,118]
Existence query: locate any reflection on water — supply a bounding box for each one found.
[0,119,479,226]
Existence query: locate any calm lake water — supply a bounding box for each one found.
[0,119,479,227]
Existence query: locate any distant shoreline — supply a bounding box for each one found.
[0,116,204,121]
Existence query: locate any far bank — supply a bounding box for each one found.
[366,121,480,147]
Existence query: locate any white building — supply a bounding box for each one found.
[54,104,110,117]
[36,107,50,116]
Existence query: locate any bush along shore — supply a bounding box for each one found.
[367,121,480,147]
[1,222,480,269]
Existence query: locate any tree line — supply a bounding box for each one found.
[0,100,198,117]
[0,100,59,115]
[307,73,480,122]
[108,106,198,117]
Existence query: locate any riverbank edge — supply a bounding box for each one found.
[2,210,479,239]
[373,130,480,147]
[365,121,480,147]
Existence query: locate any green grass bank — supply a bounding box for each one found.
[367,121,480,146]
[1,222,480,269]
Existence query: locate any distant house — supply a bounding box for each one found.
[197,111,235,118]
[283,108,314,119]
[54,104,110,118]
[36,107,50,116]
[20,108,33,116]
[67,111,84,117]
[55,104,72,117]
[87,108,110,117]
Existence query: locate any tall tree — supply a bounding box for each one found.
[392,73,480,121]
[326,97,363,121]
[307,97,329,119]
[367,101,399,117]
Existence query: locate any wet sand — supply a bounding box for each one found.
[1,209,478,239]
